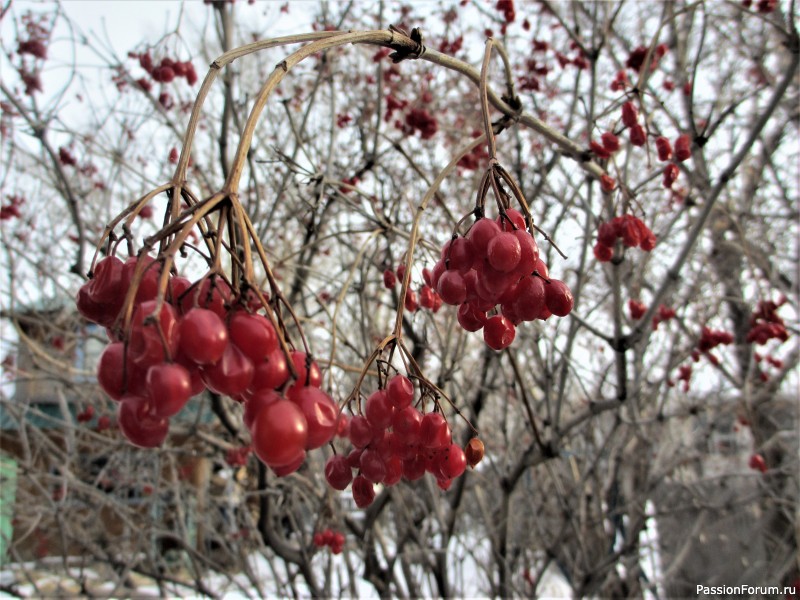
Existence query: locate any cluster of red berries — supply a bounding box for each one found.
[691,326,734,365]
[383,264,444,313]
[403,107,438,140]
[496,0,516,23]
[76,254,338,475]
[628,299,646,320]
[312,528,345,554]
[0,195,24,221]
[651,304,676,330]
[593,214,657,262]
[747,297,789,345]
[428,209,573,350]
[128,52,198,86]
[655,134,691,188]
[625,44,669,73]
[324,374,484,507]
[589,131,622,160]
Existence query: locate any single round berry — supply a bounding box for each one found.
[544,279,574,317]
[324,455,353,490]
[386,374,414,409]
[483,315,516,350]
[487,232,522,273]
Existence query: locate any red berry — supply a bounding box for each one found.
[386,374,414,409]
[200,343,254,396]
[437,443,467,479]
[467,218,501,255]
[496,208,526,232]
[593,242,613,262]
[128,301,180,368]
[483,315,516,350]
[365,389,394,430]
[146,363,192,418]
[513,275,546,321]
[117,394,169,448]
[674,134,692,161]
[359,448,387,483]
[352,475,376,508]
[249,350,290,391]
[391,405,422,442]
[287,386,338,449]
[621,101,638,128]
[349,415,374,448]
[383,269,397,288]
[437,270,467,305]
[179,308,228,365]
[325,455,353,490]
[487,232,522,273]
[662,163,679,188]
[601,132,621,153]
[457,302,488,332]
[250,399,308,467]
[544,279,574,317]
[600,174,616,193]
[243,389,281,430]
[629,124,646,146]
[419,412,451,449]
[229,311,278,363]
[655,136,672,161]
[442,237,476,273]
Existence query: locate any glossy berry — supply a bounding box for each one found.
[324,455,353,490]
[419,412,451,449]
[229,311,278,362]
[352,475,376,508]
[201,343,254,396]
[243,389,281,430]
[487,232,522,272]
[365,389,394,430]
[457,302,487,332]
[391,405,423,441]
[483,315,516,350]
[437,270,467,305]
[288,386,338,449]
[179,308,228,365]
[146,363,192,418]
[437,443,467,479]
[442,237,476,273]
[544,279,574,317]
[117,394,169,448]
[468,218,501,255]
[359,449,387,483]
[349,415,374,448]
[128,301,180,368]
[250,399,308,467]
[250,350,290,391]
[386,374,414,409]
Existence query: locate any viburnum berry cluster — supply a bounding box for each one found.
[383,264,443,314]
[77,254,338,472]
[429,207,573,351]
[593,214,657,262]
[126,50,198,98]
[691,326,734,365]
[0,195,24,221]
[747,296,789,345]
[325,373,483,507]
[312,529,345,554]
